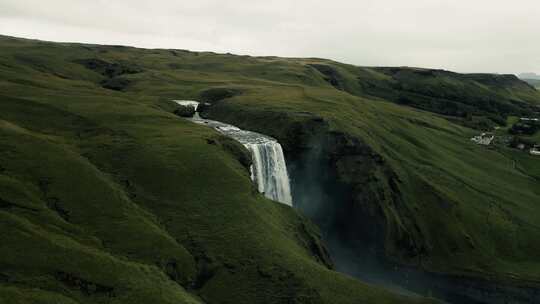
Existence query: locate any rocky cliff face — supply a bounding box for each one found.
[198,98,420,264]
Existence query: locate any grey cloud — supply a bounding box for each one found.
[0,0,538,74]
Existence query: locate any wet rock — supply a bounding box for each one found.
[196,102,213,117]
[173,105,196,118]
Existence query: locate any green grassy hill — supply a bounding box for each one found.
[1,34,539,303]
[0,36,440,304]
[307,63,540,128]
[199,69,540,283]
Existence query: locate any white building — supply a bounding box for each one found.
[471,133,495,146]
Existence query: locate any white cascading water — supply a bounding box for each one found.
[244,141,293,205]
[174,100,293,206]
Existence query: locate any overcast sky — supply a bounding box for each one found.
[1,0,539,74]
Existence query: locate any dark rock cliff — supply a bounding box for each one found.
[197,98,405,264]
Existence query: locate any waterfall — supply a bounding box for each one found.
[174,100,293,206]
[244,142,293,205]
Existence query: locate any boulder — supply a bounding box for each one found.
[173,105,196,118]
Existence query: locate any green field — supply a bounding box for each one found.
[1,34,540,303]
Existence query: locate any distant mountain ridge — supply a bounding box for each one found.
[519,72,540,80]
[520,73,540,88]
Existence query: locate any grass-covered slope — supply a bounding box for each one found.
[202,82,540,278]
[1,34,540,302]
[72,38,540,291]
[308,63,540,124]
[0,36,440,303]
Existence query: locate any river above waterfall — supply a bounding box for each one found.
[174,100,293,206]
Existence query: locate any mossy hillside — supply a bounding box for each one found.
[199,82,540,280]
[0,36,439,303]
[175,59,540,293]
[0,122,202,304]
[318,63,540,124]
[3,33,539,289]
